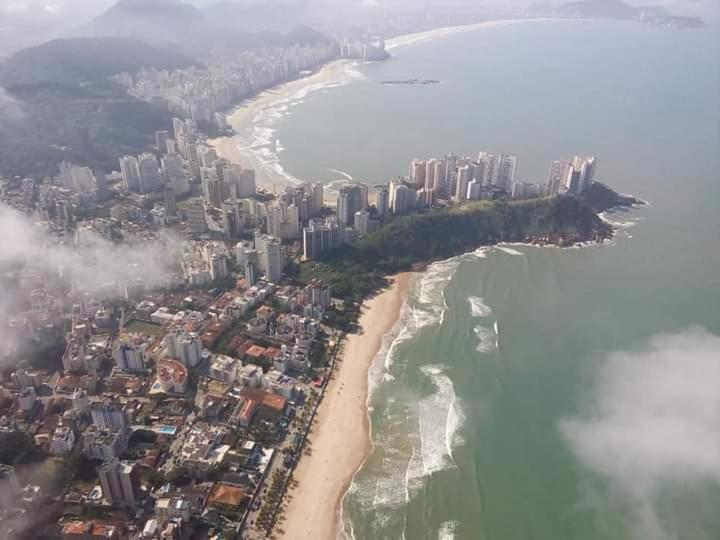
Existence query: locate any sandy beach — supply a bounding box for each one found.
[208,59,356,204]
[209,17,553,204]
[385,17,553,50]
[278,273,413,540]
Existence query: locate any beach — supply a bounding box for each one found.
[208,59,359,204]
[278,273,413,540]
[385,18,552,50]
[208,17,554,204]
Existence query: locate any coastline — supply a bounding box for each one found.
[278,273,413,540]
[385,17,555,50]
[208,59,359,205]
[208,17,556,202]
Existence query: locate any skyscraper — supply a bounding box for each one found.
[164,185,178,217]
[574,156,596,193]
[162,154,184,186]
[409,159,426,188]
[90,402,129,431]
[262,237,284,283]
[375,186,389,218]
[389,181,415,214]
[565,165,583,194]
[302,218,343,260]
[354,209,370,236]
[94,168,109,201]
[336,184,364,226]
[155,130,170,153]
[424,159,442,190]
[477,152,496,187]
[113,338,146,372]
[137,153,161,193]
[546,160,570,195]
[494,153,518,190]
[186,202,207,234]
[455,165,474,201]
[119,156,141,192]
[98,459,140,508]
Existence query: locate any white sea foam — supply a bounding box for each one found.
[470,246,490,259]
[496,246,525,256]
[372,436,412,509]
[468,296,492,317]
[437,521,459,540]
[328,168,354,181]
[418,365,464,476]
[599,212,637,229]
[474,325,497,353]
[231,60,365,195]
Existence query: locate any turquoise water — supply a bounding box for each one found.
[269,19,720,540]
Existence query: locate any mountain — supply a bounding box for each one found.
[77,0,204,45]
[0,37,198,88]
[73,0,334,54]
[0,81,173,179]
[0,36,195,179]
[556,0,640,19]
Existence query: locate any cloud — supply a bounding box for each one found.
[0,203,180,364]
[560,329,720,540]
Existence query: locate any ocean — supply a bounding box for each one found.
[239,18,720,540]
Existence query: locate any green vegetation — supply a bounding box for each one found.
[0,37,197,87]
[0,431,45,464]
[256,468,288,532]
[124,319,165,337]
[0,80,173,179]
[302,195,610,302]
[0,37,196,179]
[584,182,644,213]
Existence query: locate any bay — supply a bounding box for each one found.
[270,18,720,539]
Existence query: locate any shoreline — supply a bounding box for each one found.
[278,273,413,540]
[208,59,358,205]
[208,17,557,202]
[385,17,556,50]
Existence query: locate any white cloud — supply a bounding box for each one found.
[0,1,31,13]
[560,329,720,540]
[0,203,181,364]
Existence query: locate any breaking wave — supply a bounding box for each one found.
[468,296,492,317]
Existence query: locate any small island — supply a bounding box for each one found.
[381,79,442,86]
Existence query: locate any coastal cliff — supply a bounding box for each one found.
[301,192,616,301]
[582,182,645,213]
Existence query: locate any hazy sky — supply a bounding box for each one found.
[0,0,714,58]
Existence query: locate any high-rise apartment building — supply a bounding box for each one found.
[409,159,426,188]
[546,160,571,195]
[302,218,343,260]
[119,156,141,192]
[455,164,474,201]
[494,153,518,190]
[389,181,415,214]
[138,153,161,193]
[375,186,389,218]
[98,459,140,508]
[186,201,207,234]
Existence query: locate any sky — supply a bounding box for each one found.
[0,203,181,366]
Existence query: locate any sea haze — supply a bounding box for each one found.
[269,19,720,540]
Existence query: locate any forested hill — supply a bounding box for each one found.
[0,37,196,179]
[301,195,612,301]
[0,37,198,88]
